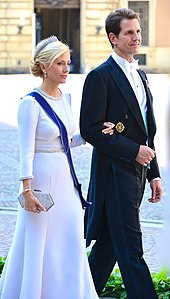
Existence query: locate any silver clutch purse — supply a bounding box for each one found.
[18,190,54,211]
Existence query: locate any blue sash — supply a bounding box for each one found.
[29,91,91,209]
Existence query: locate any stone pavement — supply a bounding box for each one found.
[0,121,166,273]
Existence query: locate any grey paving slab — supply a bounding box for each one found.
[0,213,17,257]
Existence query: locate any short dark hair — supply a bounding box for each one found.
[105,7,140,44]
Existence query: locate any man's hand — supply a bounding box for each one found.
[149,180,162,203]
[102,122,115,135]
[136,145,155,166]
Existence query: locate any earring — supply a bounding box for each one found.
[44,72,47,78]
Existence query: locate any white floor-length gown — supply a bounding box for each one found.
[0,89,98,299]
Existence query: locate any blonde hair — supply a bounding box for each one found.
[30,36,69,77]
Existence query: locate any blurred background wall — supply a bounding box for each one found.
[0,0,170,74]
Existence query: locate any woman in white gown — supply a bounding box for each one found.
[0,36,103,299]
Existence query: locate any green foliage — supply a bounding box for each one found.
[0,256,6,276]
[100,268,127,298]
[152,270,170,299]
[0,254,170,298]
[100,268,170,299]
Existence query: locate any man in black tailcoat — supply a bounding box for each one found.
[80,7,162,299]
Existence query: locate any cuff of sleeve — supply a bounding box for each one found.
[20,176,33,181]
[150,177,161,181]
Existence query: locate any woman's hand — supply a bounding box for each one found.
[102,122,115,135]
[24,190,46,213]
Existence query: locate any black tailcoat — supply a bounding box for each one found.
[80,56,160,299]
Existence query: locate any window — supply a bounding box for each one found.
[128,1,149,46]
[134,53,146,65]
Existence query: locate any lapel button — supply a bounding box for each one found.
[124,114,128,119]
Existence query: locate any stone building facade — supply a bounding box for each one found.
[0,0,34,73]
[0,0,170,74]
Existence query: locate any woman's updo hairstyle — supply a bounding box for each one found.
[30,36,69,78]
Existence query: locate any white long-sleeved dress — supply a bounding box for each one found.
[0,89,98,299]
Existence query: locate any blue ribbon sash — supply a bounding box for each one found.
[28,91,91,209]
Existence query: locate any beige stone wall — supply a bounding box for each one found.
[137,0,170,73]
[82,0,170,73]
[1,0,170,74]
[153,0,170,72]
[81,0,121,72]
[0,0,34,73]
[138,47,170,73]
[156,0,170,46]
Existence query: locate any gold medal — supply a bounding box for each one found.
[115,122,125,133]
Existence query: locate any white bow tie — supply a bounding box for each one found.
[125,59,139,73]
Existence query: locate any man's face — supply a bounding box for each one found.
[110,18,141,61]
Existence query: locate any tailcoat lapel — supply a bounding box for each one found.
[137,69,156,138]
[107,56,146,134]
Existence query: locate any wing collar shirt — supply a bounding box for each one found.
[111,52,160,180]
[112,51,148,136]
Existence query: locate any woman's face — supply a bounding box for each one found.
[45,51,71,85]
